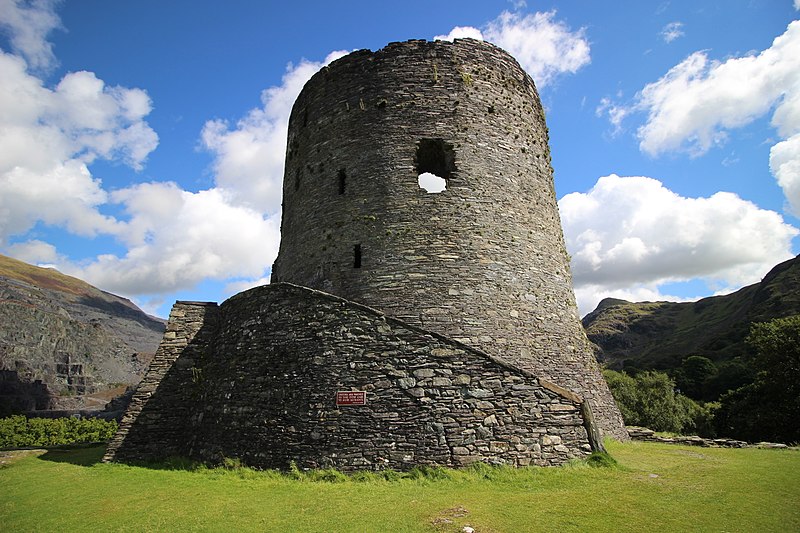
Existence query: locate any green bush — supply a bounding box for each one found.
[603,369,715,435]
[0,415,117,448]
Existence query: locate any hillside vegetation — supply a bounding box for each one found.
[584,256,800,442]
[583,255,800,371]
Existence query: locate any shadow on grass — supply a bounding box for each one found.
[38,444,106,466]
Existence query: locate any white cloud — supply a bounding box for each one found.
[770,133,800,215]
[63,185,280,296]
[560,174,799,314]
[602,20,800,217]
[660,21,684,43]
[435,10,590,87]
[596,97,629,134]
[201,50,347,214]
[4,239,59,264]
[0,0,60,71]
[0,48,158,244]
[795,0,800,10]
[434,26,484,42]
[224,276,271,296]
[19,48,345,300]
[0,0,288,304]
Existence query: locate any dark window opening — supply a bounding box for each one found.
[338,169,347,195]
[416,138,456,180]
[302,108,308,127]
[294,169,301,191]
[416,138,455,193]
[353,244,362,268]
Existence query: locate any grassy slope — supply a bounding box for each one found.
[0,254,102,299]
[1,442,798,532]
[583,255,800,368]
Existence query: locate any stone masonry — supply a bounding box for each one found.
[271,38,627,439]
[105,38,625,470]
[105,285,599,469]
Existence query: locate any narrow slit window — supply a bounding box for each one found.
[338,169,346,195]
[294,169,301,191]
[353,244,362,268]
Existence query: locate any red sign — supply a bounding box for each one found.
[336,391,367,406]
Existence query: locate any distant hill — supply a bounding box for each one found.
[0,254,165,416]
[582,255,800,370]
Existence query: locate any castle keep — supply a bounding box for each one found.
[104,39,627,470]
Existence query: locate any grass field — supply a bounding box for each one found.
[1,440,798,532]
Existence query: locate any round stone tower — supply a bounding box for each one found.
[272,39,627,439]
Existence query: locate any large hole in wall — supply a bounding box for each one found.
[418,172,447,193]
[416,138,455,194]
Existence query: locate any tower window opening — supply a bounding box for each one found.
[416,138,455,194]
[353,244,362,268]
[294,169,301,191]
[338,169,347,195]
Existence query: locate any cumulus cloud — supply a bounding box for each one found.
[4,239,59,264]
[0,0,293,304]
[435,10,590,87]
[0,49,158,244]
[74,46,347,296]
[64,185,280,295]
[600,20,800,215]
[560,174,799,314]
[0,0,60,71]
[770,134,800,215]
[434,26,484,42]
[201,50,347,214]
[660,21,684,43]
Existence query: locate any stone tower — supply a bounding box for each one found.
[272,39,627,440]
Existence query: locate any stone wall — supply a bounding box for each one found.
[106,284,598,470]
[270,39,627,440]
[103,302,219,463]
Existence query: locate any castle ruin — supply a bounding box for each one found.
[104,39,627,471]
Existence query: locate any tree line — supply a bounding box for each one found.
[603,314,800,443]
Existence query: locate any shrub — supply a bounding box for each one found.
[603,369,714,435]
[0,415,117,448]
[585,451,619,468]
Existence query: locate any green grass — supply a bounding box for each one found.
[1,441,798,532]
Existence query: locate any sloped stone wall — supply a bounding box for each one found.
[103,301,219,463]
[106,284,596,470]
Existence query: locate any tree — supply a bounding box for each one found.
[603,369,707,434]
[675,355,717,400]
[715,315,800,443]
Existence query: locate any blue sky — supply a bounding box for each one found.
[1,0,799,317]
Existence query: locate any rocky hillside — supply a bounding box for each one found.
[0,254,165,416]
[583,255,800,370]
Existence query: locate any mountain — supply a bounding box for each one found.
[0,254,165,416]
[583,255,800,371]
